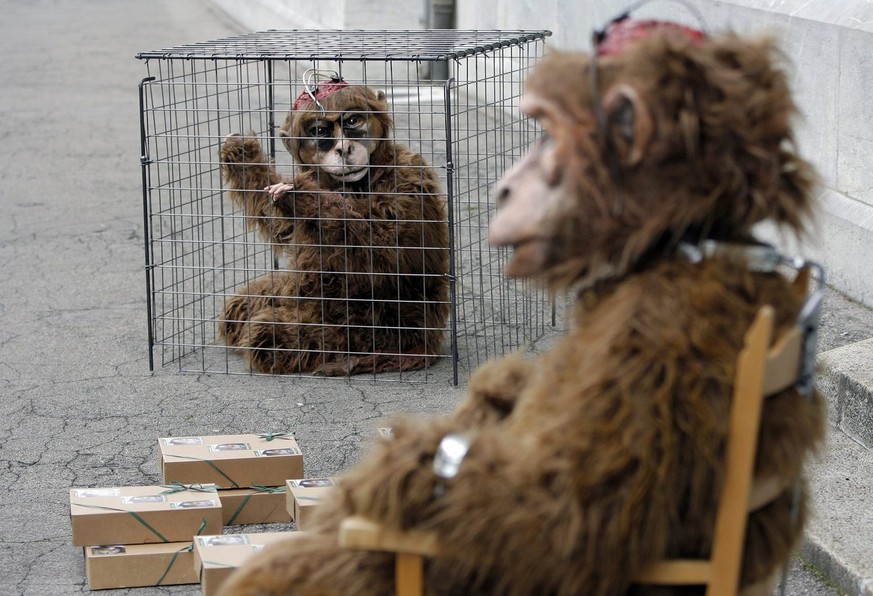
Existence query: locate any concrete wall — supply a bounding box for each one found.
[456,0,873,309]
[209,0,424,30]
[208,0,873,308]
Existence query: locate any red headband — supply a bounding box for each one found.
[595,18,705,57]
[292,78,349,110]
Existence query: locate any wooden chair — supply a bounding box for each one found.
[339,292,818,596]
[631,304,806,595]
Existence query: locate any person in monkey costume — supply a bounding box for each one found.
[219,78,449,376]
[219,16,825,596]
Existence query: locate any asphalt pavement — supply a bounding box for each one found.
[0,0,866,594]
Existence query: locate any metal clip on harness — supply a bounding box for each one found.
[432,433,473,498]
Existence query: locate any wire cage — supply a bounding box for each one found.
[136,29,553,383]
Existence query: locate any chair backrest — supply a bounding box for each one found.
[633,304,806,595]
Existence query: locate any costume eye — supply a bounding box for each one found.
[308,124,331,138]
[536,132,553,149]
[343,114,363,128]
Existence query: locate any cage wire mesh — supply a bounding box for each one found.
[137,29,553,383]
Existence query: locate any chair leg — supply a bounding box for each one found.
[395,553,424,596]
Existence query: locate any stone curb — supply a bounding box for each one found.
[805,348,873,596]
[818,340,873,449]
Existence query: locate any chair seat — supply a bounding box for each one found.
[635,560,712,585]
[340,516,440,557]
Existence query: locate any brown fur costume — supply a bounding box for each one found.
[219,25,824,595]
[219,85,449,375]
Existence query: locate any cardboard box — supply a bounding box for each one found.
[159,434,304,489]
[70,485,223,546]
[285,478,335,531]
[219,487,291,526]
[193,532,300,596]
[84,541,198,590]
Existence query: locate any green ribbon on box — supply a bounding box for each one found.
[258,432,295,441]
[159,482,218,495]
[154,518,208,586]
[225,484,287,526]
[251,484,286,493]
[164,453,240,489]
[74,503,171,543]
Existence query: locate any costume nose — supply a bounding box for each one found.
[494,182,511,208]
[334,137,353,156]
[333,127,354,156]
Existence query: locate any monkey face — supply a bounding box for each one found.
[298,112,378,182]
[280,86,391,186]
[489,125,571,277]
[491,32,813,286]
[490,78,613,281]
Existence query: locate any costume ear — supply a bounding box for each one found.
[278,112,299,158]
[278,127,296,158]
[602,84,652,167]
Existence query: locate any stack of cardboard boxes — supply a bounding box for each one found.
[70,432,336,593]
[71,484,223,589]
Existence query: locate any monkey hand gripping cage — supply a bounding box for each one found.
[136,29,553,383]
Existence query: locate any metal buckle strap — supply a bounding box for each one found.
[432,433,473,498]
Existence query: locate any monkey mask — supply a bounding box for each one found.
[489,14,814,288]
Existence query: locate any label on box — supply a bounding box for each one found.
[122,495,167,505]
[161,437,204,446]
[287,478,334,489]
[159,433,304,488]
[170,499,220,509]
[197,534,251,547]
[207,442,251,452]
[74,488,121,498]
[254,447,300,457]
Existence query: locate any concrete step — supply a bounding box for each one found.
[819,339,873,449]
[801,428,873,595]
[806,289,873,595]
